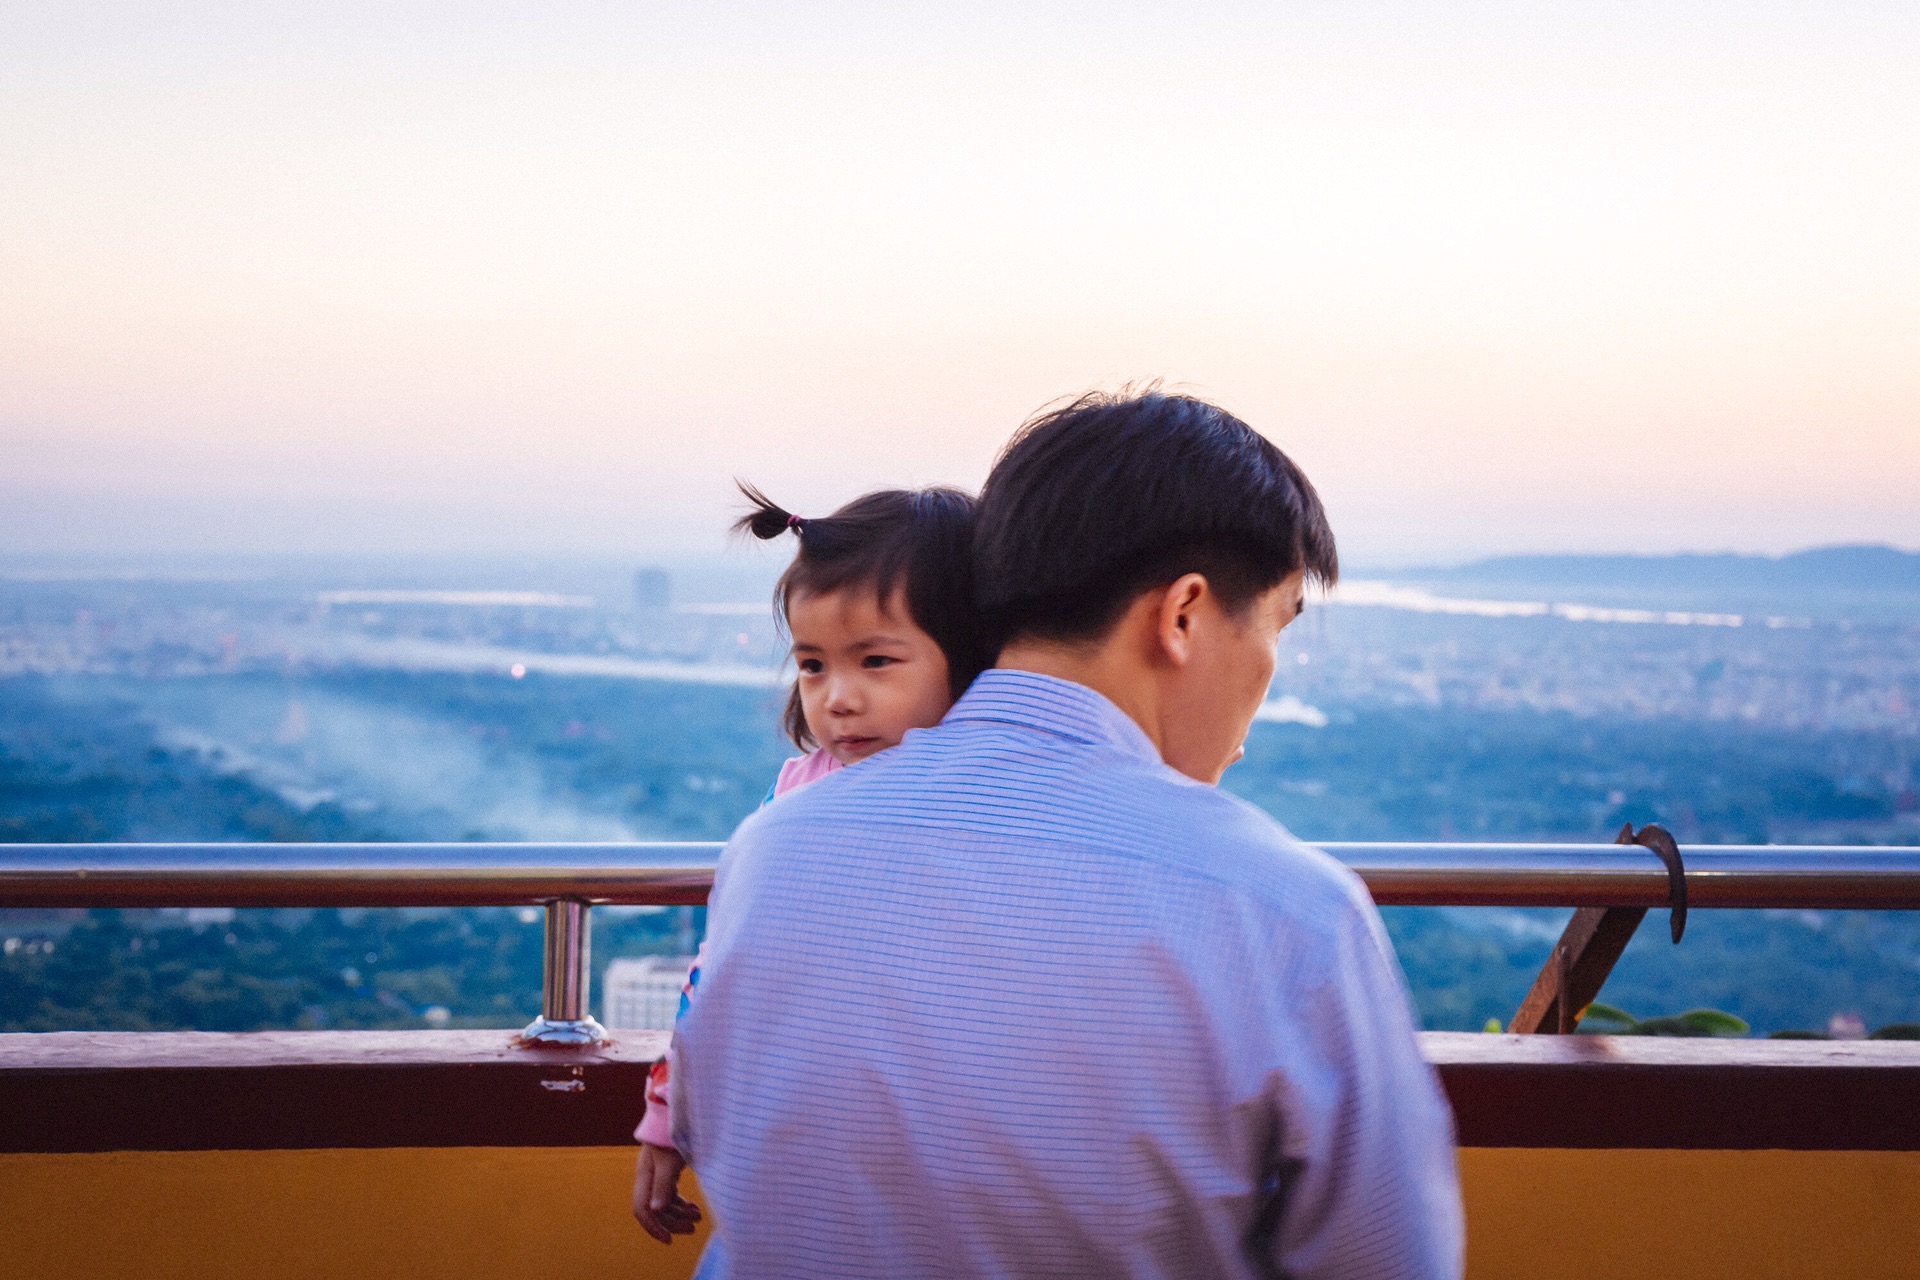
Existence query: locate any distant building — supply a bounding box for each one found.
[633,568,671,611]
[602,955,696,1030]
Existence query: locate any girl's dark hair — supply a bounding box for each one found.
[735,481,988,749]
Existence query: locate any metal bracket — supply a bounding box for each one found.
[1508,823,1686,1034]
[1619,821,1687,943]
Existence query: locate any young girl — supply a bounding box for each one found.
[632,481,991,1245]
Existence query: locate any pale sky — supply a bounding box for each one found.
[3,2,1916,564]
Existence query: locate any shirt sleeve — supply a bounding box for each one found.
[1264,890,1465,1280]
[634,1052,677,1147]
[632,944,706,1151]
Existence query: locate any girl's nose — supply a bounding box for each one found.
[824,676,861,714]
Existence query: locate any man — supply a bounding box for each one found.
[670,390,1464,1277]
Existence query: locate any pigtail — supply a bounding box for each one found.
[733,480,806,541]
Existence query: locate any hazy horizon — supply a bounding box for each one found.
[4,538,1917,580]
[6,2,1918,562]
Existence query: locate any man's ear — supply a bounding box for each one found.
[1154,574,1210,667]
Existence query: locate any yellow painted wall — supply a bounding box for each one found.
[0,1147,707,1280]
[3,1146,1918,1279]
[1460,1148,1920,1279]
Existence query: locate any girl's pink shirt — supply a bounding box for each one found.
[634,748,842,1148]
[773,747,843,795]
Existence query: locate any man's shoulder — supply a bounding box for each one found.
[739,725,1365,919]
[1160,775,1370,917]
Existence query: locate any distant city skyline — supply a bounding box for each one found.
[4,2,1917,561]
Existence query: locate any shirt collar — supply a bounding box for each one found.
[943,669,1163,765]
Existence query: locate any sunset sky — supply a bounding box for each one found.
[3,2,1916,565]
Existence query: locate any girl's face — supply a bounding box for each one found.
[787,585,954,765]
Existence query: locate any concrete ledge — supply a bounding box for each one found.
[3,1028,1917,1154]
[1425,1030,1920,1150]
[0,1029,667,1153]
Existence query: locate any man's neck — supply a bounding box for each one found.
[995,635,1168,762]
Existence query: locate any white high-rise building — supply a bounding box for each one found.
[602,955,697,1030]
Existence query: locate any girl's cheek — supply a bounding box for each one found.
[909,674,956,728]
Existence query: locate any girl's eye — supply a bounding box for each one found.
[797,658,824,674]
[862,654,899,669]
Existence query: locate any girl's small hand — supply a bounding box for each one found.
[633,1142,703,1244]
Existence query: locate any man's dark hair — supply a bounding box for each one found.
[973,390,1338,646]
[736,482,990,748]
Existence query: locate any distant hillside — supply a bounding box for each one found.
[1414,545,1920,595]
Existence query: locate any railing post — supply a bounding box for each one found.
[517,898,608,1046]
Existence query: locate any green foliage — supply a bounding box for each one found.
[5,673,1918,1036]
[1674,1009,1751,1036]
[0,905,693,1033]
[1574,1004,1750,1037]
[1228,705,1914,845]
[1582,1002,1637,1028]
[1769,1023,1920,1040]
[0,678,385,844]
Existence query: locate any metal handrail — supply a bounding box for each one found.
[6,841,1919,1044]
[1324,842,1920,910]
[4,841,1919,910]
[0,843,723,909]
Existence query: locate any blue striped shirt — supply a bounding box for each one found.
[674,669,1463,1278]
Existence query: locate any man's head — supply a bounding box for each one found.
[976,390,1338,782]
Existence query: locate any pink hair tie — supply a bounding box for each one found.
[787,514,806,532]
